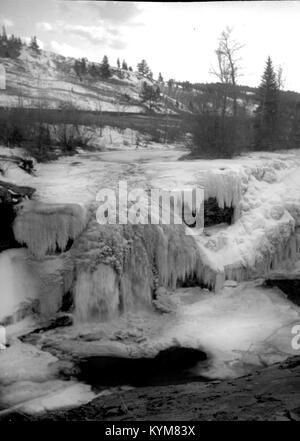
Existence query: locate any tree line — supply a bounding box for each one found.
[0,26,42,58]
[190,27,299,158]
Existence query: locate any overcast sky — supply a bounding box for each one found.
[1,1,300,91]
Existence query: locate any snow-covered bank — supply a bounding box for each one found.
[0,340,95,413]
[30,281,300,377]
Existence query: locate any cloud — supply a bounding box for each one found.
[49,2,143,52]
[37,22,54,31]
[59,1,141,25]
[50,40,83,59]
[54,21,126,50]
[23,36,45,49]
[63,24,110,45]
[0,15,14,27]
[86,1,141,24]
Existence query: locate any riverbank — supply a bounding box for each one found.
[1,355,299,421]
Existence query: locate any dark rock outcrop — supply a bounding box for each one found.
[0,180,35,252]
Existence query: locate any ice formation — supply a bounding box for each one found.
[0,248,73,323]
[2,144,300,414]
[198,169,242,221]
[72,221,213,322]
[13,199,86,257]
[0,249,39,323]
[64,151,300,322]
[2,146,300,327]
[0,341,95,413]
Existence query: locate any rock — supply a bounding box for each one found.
[269,205,284,220]
[224,280,238,287]
[153,288,177,313]
[155,286,168,297]
[288,407,300,421]
[0,180,35,204]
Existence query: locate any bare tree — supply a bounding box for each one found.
[276,65,285,91]
[210,27,244,118]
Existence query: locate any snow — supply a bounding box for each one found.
[0,340,95,413]
[1,46,147,112]
[0,249,39,322]
[35,281,300,380]
[2,142,300,411]
[0,340,57,385]
[0,380,94,414]
[2,146,300,325]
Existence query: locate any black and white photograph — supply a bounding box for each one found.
[0,0,299,428]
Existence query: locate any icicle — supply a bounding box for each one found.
[74,263,120,322]
[199,169,242,217]
[71,219,224,322]
[13,200,86,257]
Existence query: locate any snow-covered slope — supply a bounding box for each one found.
[0,46,157,112]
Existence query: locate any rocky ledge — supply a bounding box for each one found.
[1,356,300,421]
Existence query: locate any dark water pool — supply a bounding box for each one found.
[76,346,209,390]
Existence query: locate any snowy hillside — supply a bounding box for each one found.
[0,46,165,113]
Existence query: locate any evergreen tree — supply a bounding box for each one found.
[81,57,87,74]
[0,29,22,58]
[254,56,279,150]
[139,81,160,110]
[129,66,133,72]
[29,36,40,53]
[100,55,111,78]
[137,59,150,76]
[117,58,120,69]
[2,26,7,41]
[122,59,128,70]
[74,57,87,78]
[168,78,174,90]
[89,63,99,77]
[158,72,164,83]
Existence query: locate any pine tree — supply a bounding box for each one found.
[0,29,22,58]
[100,55,111,78]
[129,66,133,72]
[2,26,7,42]
[29,36,40,53]
[139,81,160,110]
[158,72,164,83]
[137,59,150,76]
[81,57,87,74]
[254,56,279,150]
[122,59,128,70]
[117,58,120,69]
[74,57,87,78]
[168,79,174,90]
